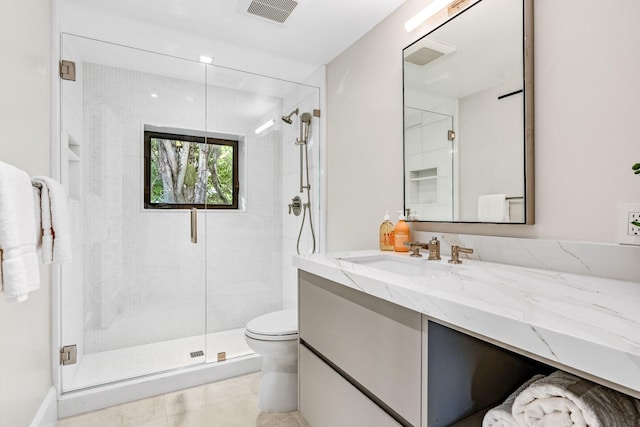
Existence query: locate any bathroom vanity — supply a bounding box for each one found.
[295,249,640,426]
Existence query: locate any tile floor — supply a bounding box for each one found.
[56,373,310,427]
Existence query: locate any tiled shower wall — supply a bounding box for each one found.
[81,62,290,352]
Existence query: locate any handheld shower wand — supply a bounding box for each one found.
[297,112,311,191]
[297,112,311,146]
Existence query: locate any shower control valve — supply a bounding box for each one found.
[289,196,302,216]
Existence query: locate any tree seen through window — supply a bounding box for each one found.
[144,130,238,209]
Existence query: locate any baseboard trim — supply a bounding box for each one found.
[30,387,58,427]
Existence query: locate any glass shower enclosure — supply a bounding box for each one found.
[59,34,320,392]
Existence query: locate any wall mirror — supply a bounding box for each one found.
[403,0,533,224]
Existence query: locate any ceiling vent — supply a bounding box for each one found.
[405,47,446,67]
[246,0,298,24]
[405,39,456,67]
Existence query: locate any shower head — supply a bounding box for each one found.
[281,108,299,124]
[299,112,312,144]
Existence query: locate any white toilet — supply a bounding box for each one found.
[245,308,299,413]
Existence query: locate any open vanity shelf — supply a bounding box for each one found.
[427,322,553,426]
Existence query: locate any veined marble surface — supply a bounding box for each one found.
[293,248,640,396]
[413,232,640,283]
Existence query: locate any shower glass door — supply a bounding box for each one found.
[59,35,208,392]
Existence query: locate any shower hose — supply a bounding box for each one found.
[297,139,316,255]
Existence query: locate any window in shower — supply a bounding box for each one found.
[144,129,239,209]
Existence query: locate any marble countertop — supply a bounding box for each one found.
[293,250,640,396]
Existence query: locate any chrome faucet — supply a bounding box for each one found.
[404,237,441,260]
[448,245,474,264]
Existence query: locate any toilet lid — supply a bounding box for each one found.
[246,309,298,340]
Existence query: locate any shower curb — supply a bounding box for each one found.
[57,354,261,419]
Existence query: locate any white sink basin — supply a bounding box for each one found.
[337,254,460,277]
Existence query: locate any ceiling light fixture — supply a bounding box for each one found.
[199,55,213,64]
[255,119,275,134]
[404,0,454,32]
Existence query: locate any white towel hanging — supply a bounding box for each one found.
[478,194,508,222]
[0,161,41,303]
[32,176,72,264]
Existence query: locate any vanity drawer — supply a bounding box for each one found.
[299,345,402,427]
[299,271,422,426]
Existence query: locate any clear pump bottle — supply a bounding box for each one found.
[379,211,394,251]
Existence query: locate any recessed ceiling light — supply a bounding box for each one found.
[150,93,158,98]
[199,55,213,64]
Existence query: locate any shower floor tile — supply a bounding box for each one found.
[66,328,252,391]
[56,373,310,427]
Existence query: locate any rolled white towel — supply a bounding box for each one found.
[482,374,545,427]
[512,370,640,426]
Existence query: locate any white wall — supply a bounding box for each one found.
[0,0,53,426]
[326,0,640,249]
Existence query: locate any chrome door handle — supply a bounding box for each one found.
[191,208,197,243]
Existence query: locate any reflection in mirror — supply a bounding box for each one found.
[403,0,533,224]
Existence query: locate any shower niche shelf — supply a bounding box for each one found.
[65,133,82,201]
[67,140,81,162]
[408,167,438,205]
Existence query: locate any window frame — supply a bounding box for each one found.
[143,130,239,210]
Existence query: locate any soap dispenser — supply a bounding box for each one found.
[379,211,394,251]
[393,211,411,252]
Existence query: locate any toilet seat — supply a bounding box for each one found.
[245,309,298,341]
